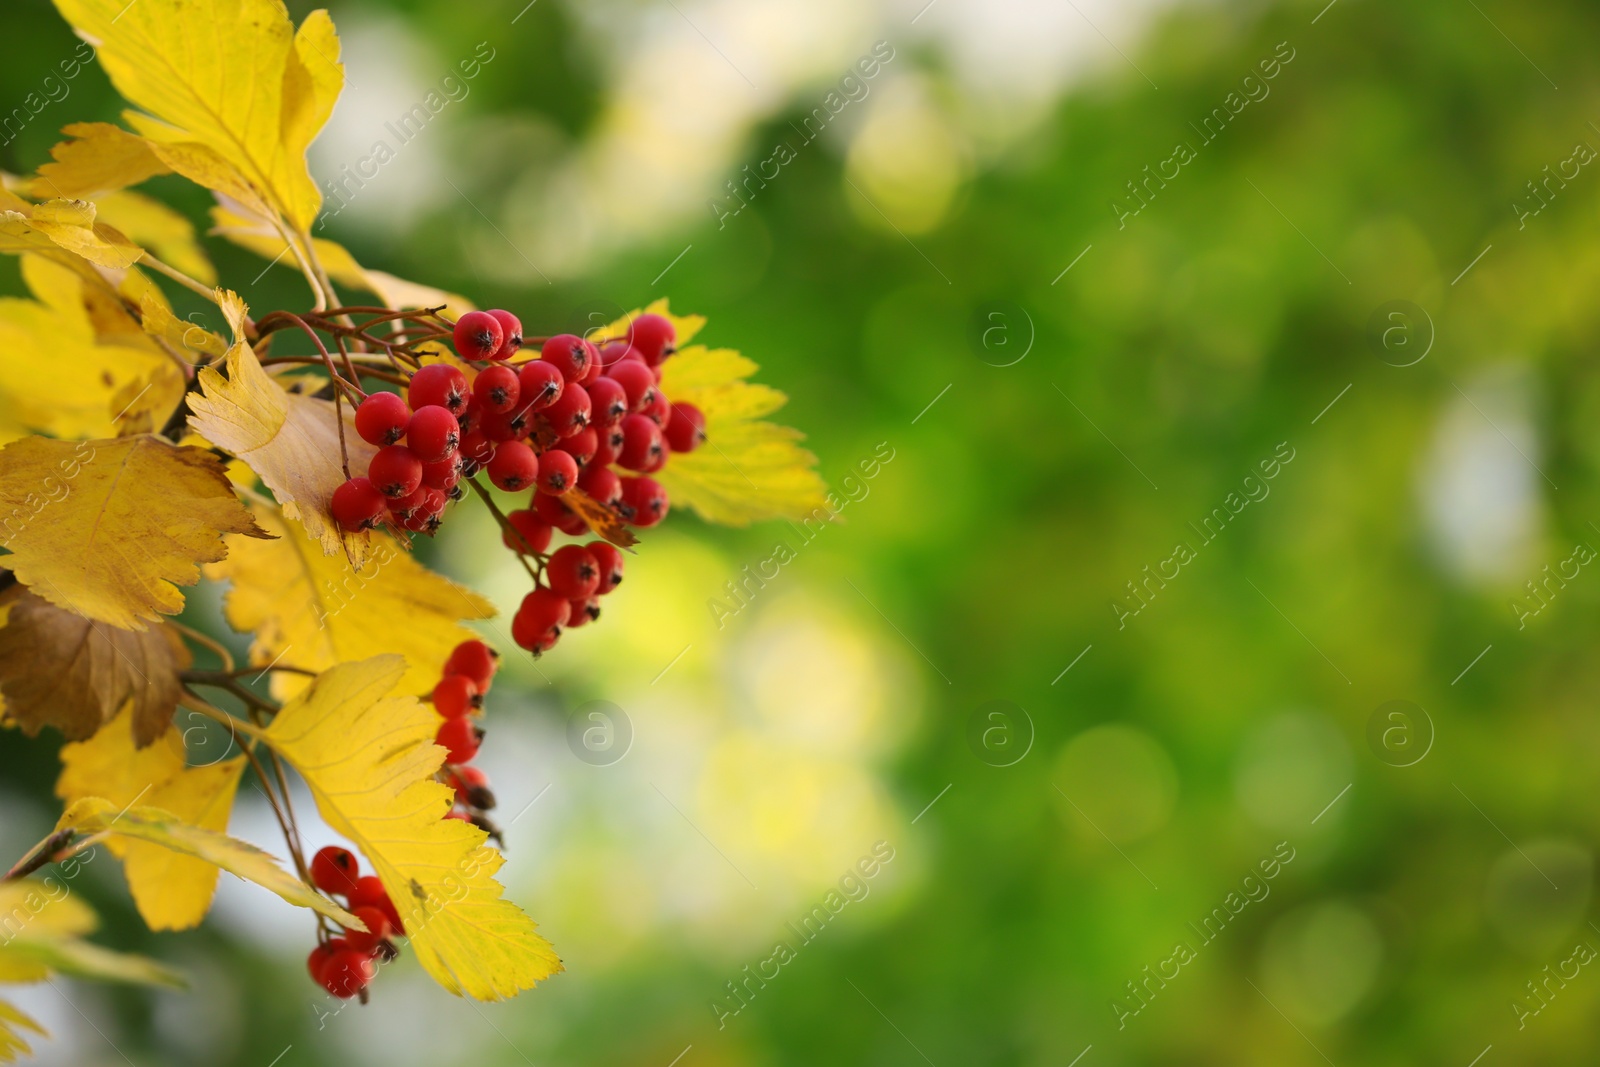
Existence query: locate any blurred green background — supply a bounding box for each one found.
[5,0,1600,1063]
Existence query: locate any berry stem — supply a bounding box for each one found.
[464,476,544,582]
[141,253,230,309]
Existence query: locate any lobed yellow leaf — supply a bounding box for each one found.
[57,798,363,930]
[0,197,143,271]
[55,704,248,930]
[262,657,561,999]
[0,434,268,630]
[0,998,45,1065]
[139,293,228,363]
[187,336,378,562]
[207,506,495,701]
[28,122,170,199]
[0,591,190,745]
[52,0,343,234]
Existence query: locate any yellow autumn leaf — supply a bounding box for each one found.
[210,205,474,315]
[55,704,248,930]
[56,798,363,930]
[208,506,495,701]
[0,998,45,1064]
[0,197,143,271]
[0,880,182,989]
[598,297,707,348]
[53,0,343,235]
[28,121,170,200]
[0,435,268,630]
[187,332,378,561]
[0,591,190,745]
[139,293,227,363]
[263,657,561,999]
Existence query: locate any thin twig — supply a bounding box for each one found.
[465,476,544,581]
[167,620,236,673]
[140,253,222,305]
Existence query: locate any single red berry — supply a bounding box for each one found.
[354,391,410,446]
[540,334,595,382]
[641,387,671,428]
[620,475,669,527]
[307,942,338,984]
[453,310,504,362]
[368,445,423,499]
[458,428,495,463]
[517,361,564,412]
[444,640,499,691]
[452,765,496,809]
[503,509,554,555]
[388,484,429,522]
[626,313,677,365]
[310,845,360,895]
[606,359,654,411]
[343,905,393,953]
[445,808,472,823]
[421,452,464,491]
[433,674,481,719]
[598,341,637,370]
[577,465,621,508]
[617,414,664,471]
[486,310,523,361]
[559,428,598,469]
[593,424,624,468]
[435,716,482,764]
[479,405,530,442]
[348,875,403,934]
[544,383,592,438]
[473,364,521,413]
[565,597,601,628]
[406,405,460,463]
[664,402,706,452]
[546,544,600,599]
[319,947,377,998]
[487,440,539,491]
[332,477,388,531]
[589,541,624,593]
[408,363,471,415]
[585,376,628,427]
[518,586,571,633]
[536,449,578,495]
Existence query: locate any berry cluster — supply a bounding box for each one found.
[432,639,503,840]
[305,845,405,1000]
[329,308,703,658]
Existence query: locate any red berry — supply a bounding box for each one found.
[620,475,669,527]
[332,477,388,531]
[547,544,600,599]
[589,541,624,593]
[435,716,482,764]
[368,445,423,498]
[565,597,600,628]
[626,313,677,365]
[536,449,578,495]
[307,942,337,983]
[347,876,403,933]
[640,442,668,474]
[453,310,504,362]
[617,414,664,471]
[408,363,471,415]
[473,364,521,413]
[606,359,654,411]
[585,376,628,427]
[598,341,637,370]
[503,509,554,555]
[421,452,463,491]
[319,947,376,998]
[479,405,531,442]
[559,428,598,469]
[458,428,495,463]
[513,587,570,650]
[641,387,671,428]
[406,405,460,463]
[517,361,564,412]
[540,335,595,382]
[455,397,481,436]
[444,640,499,691]
[452,765,496,809]
[533,492,585,536]
[486,310,522,361]
[577,465,621,508]
[664,402,706,452]
[486,440,539,491]
[388,484,429,522]
[354,391,410,446]
[310,845,360,895]
[343,904,393,952]
[433,674,481,719]
[544,383,592,438]
[593,424,624,468]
